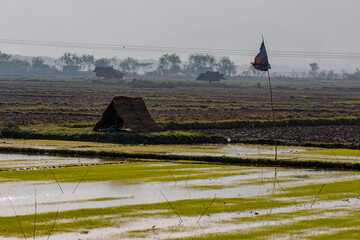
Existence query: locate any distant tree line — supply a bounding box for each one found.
[156,54,237,77]
[1,50,360,80]
[55,52,238,77]
[0,50,238,77]
[0,51,57,74]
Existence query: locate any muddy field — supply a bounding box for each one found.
[1,77,359,122]
[0,77,359,145]
[194,125,360,145]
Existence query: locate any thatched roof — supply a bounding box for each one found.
[196,71,226,82]
[93,96,160,132]
[93,67,125,79]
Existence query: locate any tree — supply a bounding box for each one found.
[317,70,327,79]
[31,56,49,72]
[0,51,12,61]
[241,70,250,77]
[139,62,153,74]
[216,57,237,76]
[326,70,338,80]
[353,68,360,79]
[58,52,81,65]
[95,58,112,67]
[12,59,31,72]
[31,56,44,67]
[248,65,257,76]
[247,64,265,77]
[341,70,347,79]
[167,54,181,75]
[157,54,181,76]
[309,62,319,78]
[119,57,139,74]
[80,54,94,71]
[344,68,360,80]
[157,55,170,75]
[186,54,216,75]
[109,57,120,69]
[0,58,30,73]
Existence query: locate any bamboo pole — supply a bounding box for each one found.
[267,70,277,160]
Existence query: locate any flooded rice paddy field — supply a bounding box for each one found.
[0,142,360,239]
[1,139,360,164]
[0,153,102,169]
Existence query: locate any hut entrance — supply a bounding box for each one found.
[114,114,125,129]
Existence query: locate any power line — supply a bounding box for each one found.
[1,38,360,60]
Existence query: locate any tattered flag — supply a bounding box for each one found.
[251,40,271,71]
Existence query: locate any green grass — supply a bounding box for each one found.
[274,179,360,201]
[0,162,254,184]
[40,197,130,206]
[0,196,294,237]
[301,149,360,157]
[0,139,116,147]
[335,100,360,105]
[0,212,117,238]
[1,125,226,145]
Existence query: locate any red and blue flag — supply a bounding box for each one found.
[251,40,271,71]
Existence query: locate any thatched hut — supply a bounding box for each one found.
[93,96,160,132]
[196,71,226,83]
[93,67,125,79]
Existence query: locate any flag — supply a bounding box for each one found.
[251,40,271,71]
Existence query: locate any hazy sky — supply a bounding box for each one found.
[0,0,359,71]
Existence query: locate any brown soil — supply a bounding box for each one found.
[1,78,360,146]
[191,125,360,145]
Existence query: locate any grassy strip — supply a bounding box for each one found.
[4,124,358,149]
[0,146,360,171]
[274,179,360,202]
[160,117,360,130]
[231,138,360,150]
[0,162,243,183]
[0,128,227,145]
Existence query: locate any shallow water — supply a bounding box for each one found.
[2,140,359,163]
[165,144,360,162]
[1,167,358,218]
[1,149,360,239]
[0,153,101,168]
